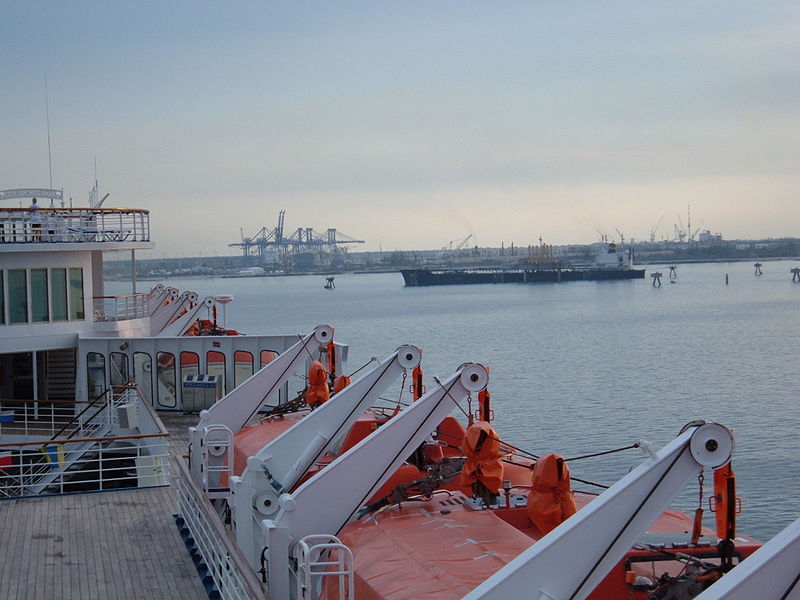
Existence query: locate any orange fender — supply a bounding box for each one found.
[527,453,577,534]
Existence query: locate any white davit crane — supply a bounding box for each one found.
[258,363,490,599]
[188,325,334,491]
[229,344,423,568]
[461,421,736,600]
[693,516,800,600]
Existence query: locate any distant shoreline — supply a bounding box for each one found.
[110,255,800,282]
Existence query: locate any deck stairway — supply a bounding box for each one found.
[22,390,118,496]
[0,384,169,499]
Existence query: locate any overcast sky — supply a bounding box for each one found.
[2,2,799,257]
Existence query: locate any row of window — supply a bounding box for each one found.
[0,267,84,325]
[87,349,278,409]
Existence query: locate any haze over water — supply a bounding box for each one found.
[130,259,799,540]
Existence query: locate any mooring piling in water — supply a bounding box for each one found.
[651,271,662,287]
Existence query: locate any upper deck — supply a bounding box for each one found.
[0,206,153,252]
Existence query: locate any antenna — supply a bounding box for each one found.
[45,73,53,191]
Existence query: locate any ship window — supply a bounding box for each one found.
[156,351,177,408]
[50,268,68,321]
[69,268,84,320]
[0,272,5,324]
[87,352,106,400]
[31,268,49,323]
[8,269,28,324]
[180,351,200,379]
[133,352,153,405]
[260,350,278,368]
[206,351,226,392]
[234,350,254,387]
[110,352,129,386]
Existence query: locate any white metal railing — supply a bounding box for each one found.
[0,207,150,244]
[0,435,169,499]
[0,384,169,498]
[0,400,85,438]
[0,387,126,440]
[176,458,268,600]
[93,293,150,321]
[294,535,355,600]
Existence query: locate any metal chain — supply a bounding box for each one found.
[393,370,408,413]
[698,470,705,508]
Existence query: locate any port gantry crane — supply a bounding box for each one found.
[230,210,365,266]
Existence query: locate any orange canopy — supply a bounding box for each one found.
[458,421,504,493]
[306,360,330,408]
[527,453,577,534]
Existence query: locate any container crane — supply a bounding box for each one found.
[649,215,664,243]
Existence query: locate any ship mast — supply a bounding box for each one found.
[45,73,53,192]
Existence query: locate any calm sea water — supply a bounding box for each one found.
[125,259,800,540]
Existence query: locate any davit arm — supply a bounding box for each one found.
[461,421,736,600]
[230,345,422,563]
[189,324,333,488]
[260,362,490,598]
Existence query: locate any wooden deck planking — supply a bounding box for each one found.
[0,411,222,600]
[0,485,208,600]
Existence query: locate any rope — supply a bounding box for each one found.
[243,332,312,426]
[563,443,640,462]
[567,444,690,600]
[337,372,463,533]
[569,476,610,490]
[349,356,379,378]
[432,376,472,421]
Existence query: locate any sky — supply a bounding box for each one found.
[2,2,799,257]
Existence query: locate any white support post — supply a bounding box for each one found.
[32,350,39,419]
[131,249,136,294]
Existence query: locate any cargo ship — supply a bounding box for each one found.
[401,242,645,286]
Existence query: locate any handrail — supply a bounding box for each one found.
[93,293,149,300]
[48,384,119,441]
[0,207,150,215]
[176,458,270,599]
[0,398,97,406]
[0,206,150,244]
[0,432,169,449]
[49,383,138,440]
